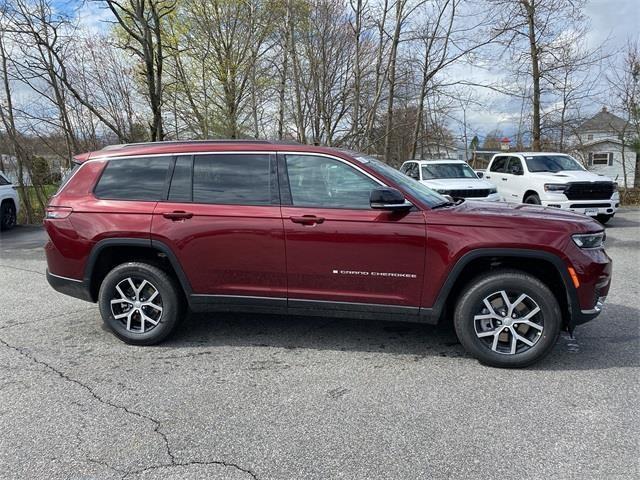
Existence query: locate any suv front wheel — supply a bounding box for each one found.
[98,262,183,345]
[454,270,561,368]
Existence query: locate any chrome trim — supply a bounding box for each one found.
[48,271,83,283]
[581,296,606,315]
[191,294,286,301]
[288,297,420,310]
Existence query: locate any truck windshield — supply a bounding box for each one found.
[344,151,449,207]
[525,155,584,173]
[422,163,477,179]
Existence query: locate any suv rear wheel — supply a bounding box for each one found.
[98,262,183,345]
[454,270,561,368]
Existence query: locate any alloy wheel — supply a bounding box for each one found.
[110,277,163,333]
[473,290,544,355]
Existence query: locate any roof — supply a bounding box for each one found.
[579,107,628,133]
[73,140,340,163]
[405,159,467,164]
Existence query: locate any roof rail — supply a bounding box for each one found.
[100,139,277,151]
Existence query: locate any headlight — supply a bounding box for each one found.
[572,232,605,249]
[544,183,567,192]
[488,187,497,194]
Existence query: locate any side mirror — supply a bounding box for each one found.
[370,188,412,210]
[476,171,484,178]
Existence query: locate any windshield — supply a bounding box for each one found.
[422,163,477,180]
[344,151,449,207]
[525,155,584,173]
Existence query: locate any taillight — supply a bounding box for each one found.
[45,206,73,219]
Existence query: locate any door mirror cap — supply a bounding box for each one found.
[370,188,413,210]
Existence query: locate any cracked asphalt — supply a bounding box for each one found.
[0,210,638,480]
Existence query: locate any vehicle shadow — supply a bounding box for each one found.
[155,302,639,371]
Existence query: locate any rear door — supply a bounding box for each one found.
[504,156,526,202]
[151,152,287,308]
[279,153,426,312]
[485,156,508,197]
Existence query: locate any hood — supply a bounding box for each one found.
[420,178,495,190]
[428,199,602,234]
[530,169,614,183]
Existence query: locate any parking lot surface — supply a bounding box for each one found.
[0,211,638,480]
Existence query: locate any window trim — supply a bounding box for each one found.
[277,152,387,210]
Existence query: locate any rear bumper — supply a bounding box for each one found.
[46,269,94,303]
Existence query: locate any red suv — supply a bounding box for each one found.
[45,141,612,367]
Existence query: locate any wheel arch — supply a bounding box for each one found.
[523,190,539,203]
[426,249,578,329]
[84,238,192,302]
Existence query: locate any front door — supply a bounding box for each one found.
[279,153,426,310]
[151,153,287,306]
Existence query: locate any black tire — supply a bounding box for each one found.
[596,214,613,225]
[98,262,183,345]
[524,193,541,205]
[0,200,17,231]
[454,270,561,368]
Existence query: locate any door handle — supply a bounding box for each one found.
[162,211,193,220]
[501,177,508,181]
[290,215,325,225]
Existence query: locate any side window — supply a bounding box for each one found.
[168,155,193,202]
[94,156,171,201]
[285,155,379,209]
[400,163,410,174]
[507,157,524,175]
[193,154,272,205]
[408,163,419,180]
[490,157,508,173]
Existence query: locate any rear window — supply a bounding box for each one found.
[192,154,272,205]
[94,157,171,201]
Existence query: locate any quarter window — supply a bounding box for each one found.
[94,157,171,201]
[0,174,9,186]
[285,155,379,209]
[193,154,272,205]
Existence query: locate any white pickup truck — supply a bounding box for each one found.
[485,152,619,224]
[0,171,19,231]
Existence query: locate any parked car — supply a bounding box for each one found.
[486,152,619,224]
[400,159,501,201]
[45,141,611,368]
[0,171,19,231]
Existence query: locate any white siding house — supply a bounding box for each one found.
[571,107,638,188]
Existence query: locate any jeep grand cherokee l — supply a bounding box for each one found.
[44,141,612,368]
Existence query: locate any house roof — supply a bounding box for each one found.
[579,107,628,133]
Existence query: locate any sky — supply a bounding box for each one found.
[56,0,640,144]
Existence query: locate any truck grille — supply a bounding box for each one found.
[446,189,491,198]
[564,182,614,200]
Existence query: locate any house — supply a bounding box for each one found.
[571,107,638,188]
[414,141,466,161]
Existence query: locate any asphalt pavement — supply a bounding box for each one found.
[0,212,638,479]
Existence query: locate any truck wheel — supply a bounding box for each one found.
[524,194,541,205]
[596,214,613,225]
[98,262,183,345]
[0,201,16,231]
[454,270,561,368]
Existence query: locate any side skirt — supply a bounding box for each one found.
[188,294,438,324]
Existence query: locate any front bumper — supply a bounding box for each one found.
[46,269,94,302]
[541,193,619,217]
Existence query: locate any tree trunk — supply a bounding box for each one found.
[526,0,542,151]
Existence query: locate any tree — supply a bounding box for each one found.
[103,0,176,141]
[489,0,590,151]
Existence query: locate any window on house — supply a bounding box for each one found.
[592,153,610,166]
[587,134,593,141]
